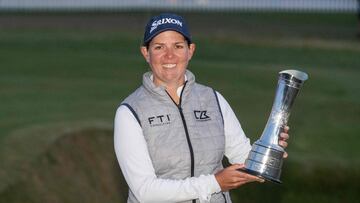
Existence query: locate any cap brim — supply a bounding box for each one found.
[143,28,192,46]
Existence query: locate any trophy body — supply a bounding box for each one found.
[241,70,308,183]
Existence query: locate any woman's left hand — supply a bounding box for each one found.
[279,126,290,158]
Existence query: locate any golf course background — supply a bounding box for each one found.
[0,12,359,202]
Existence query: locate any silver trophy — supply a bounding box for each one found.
[241,69,308,183]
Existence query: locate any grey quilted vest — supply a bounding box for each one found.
[121,70,231,203]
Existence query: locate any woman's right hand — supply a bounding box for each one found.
[215,164,264,191]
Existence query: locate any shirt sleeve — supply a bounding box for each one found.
[215,92,252,164]
[114,105,222,203]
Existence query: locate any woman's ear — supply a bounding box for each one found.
[140,46,150,63]
[188,43,196,60]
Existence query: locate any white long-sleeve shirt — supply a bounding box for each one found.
[114,88,252,203]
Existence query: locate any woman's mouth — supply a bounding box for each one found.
[163,64,176,69]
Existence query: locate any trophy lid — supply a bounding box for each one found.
[279,70,309,82]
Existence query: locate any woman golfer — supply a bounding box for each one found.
[114,13,289,203]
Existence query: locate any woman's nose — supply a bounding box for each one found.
[164,47,174,59]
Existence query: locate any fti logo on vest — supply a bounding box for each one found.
[148,114,171,127]
[194,110,211,121]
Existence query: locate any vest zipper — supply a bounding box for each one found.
[222,192,227,203]
[165,82,196,203]
[178,106,195,177]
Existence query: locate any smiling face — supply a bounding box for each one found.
[141,30,196,88]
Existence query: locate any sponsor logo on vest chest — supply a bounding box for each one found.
[148,114,171,127]
[194,110,211,121]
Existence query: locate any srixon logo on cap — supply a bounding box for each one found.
[150,18,183,33]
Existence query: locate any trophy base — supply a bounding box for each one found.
[240,141,284,184]
[238,168,282,184]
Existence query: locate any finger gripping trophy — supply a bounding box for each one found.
[241,69,308,183]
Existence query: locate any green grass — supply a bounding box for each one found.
[0,12,360,202]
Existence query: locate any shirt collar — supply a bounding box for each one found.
[150,74,187,97]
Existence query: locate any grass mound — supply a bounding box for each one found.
[0,123,127,203]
